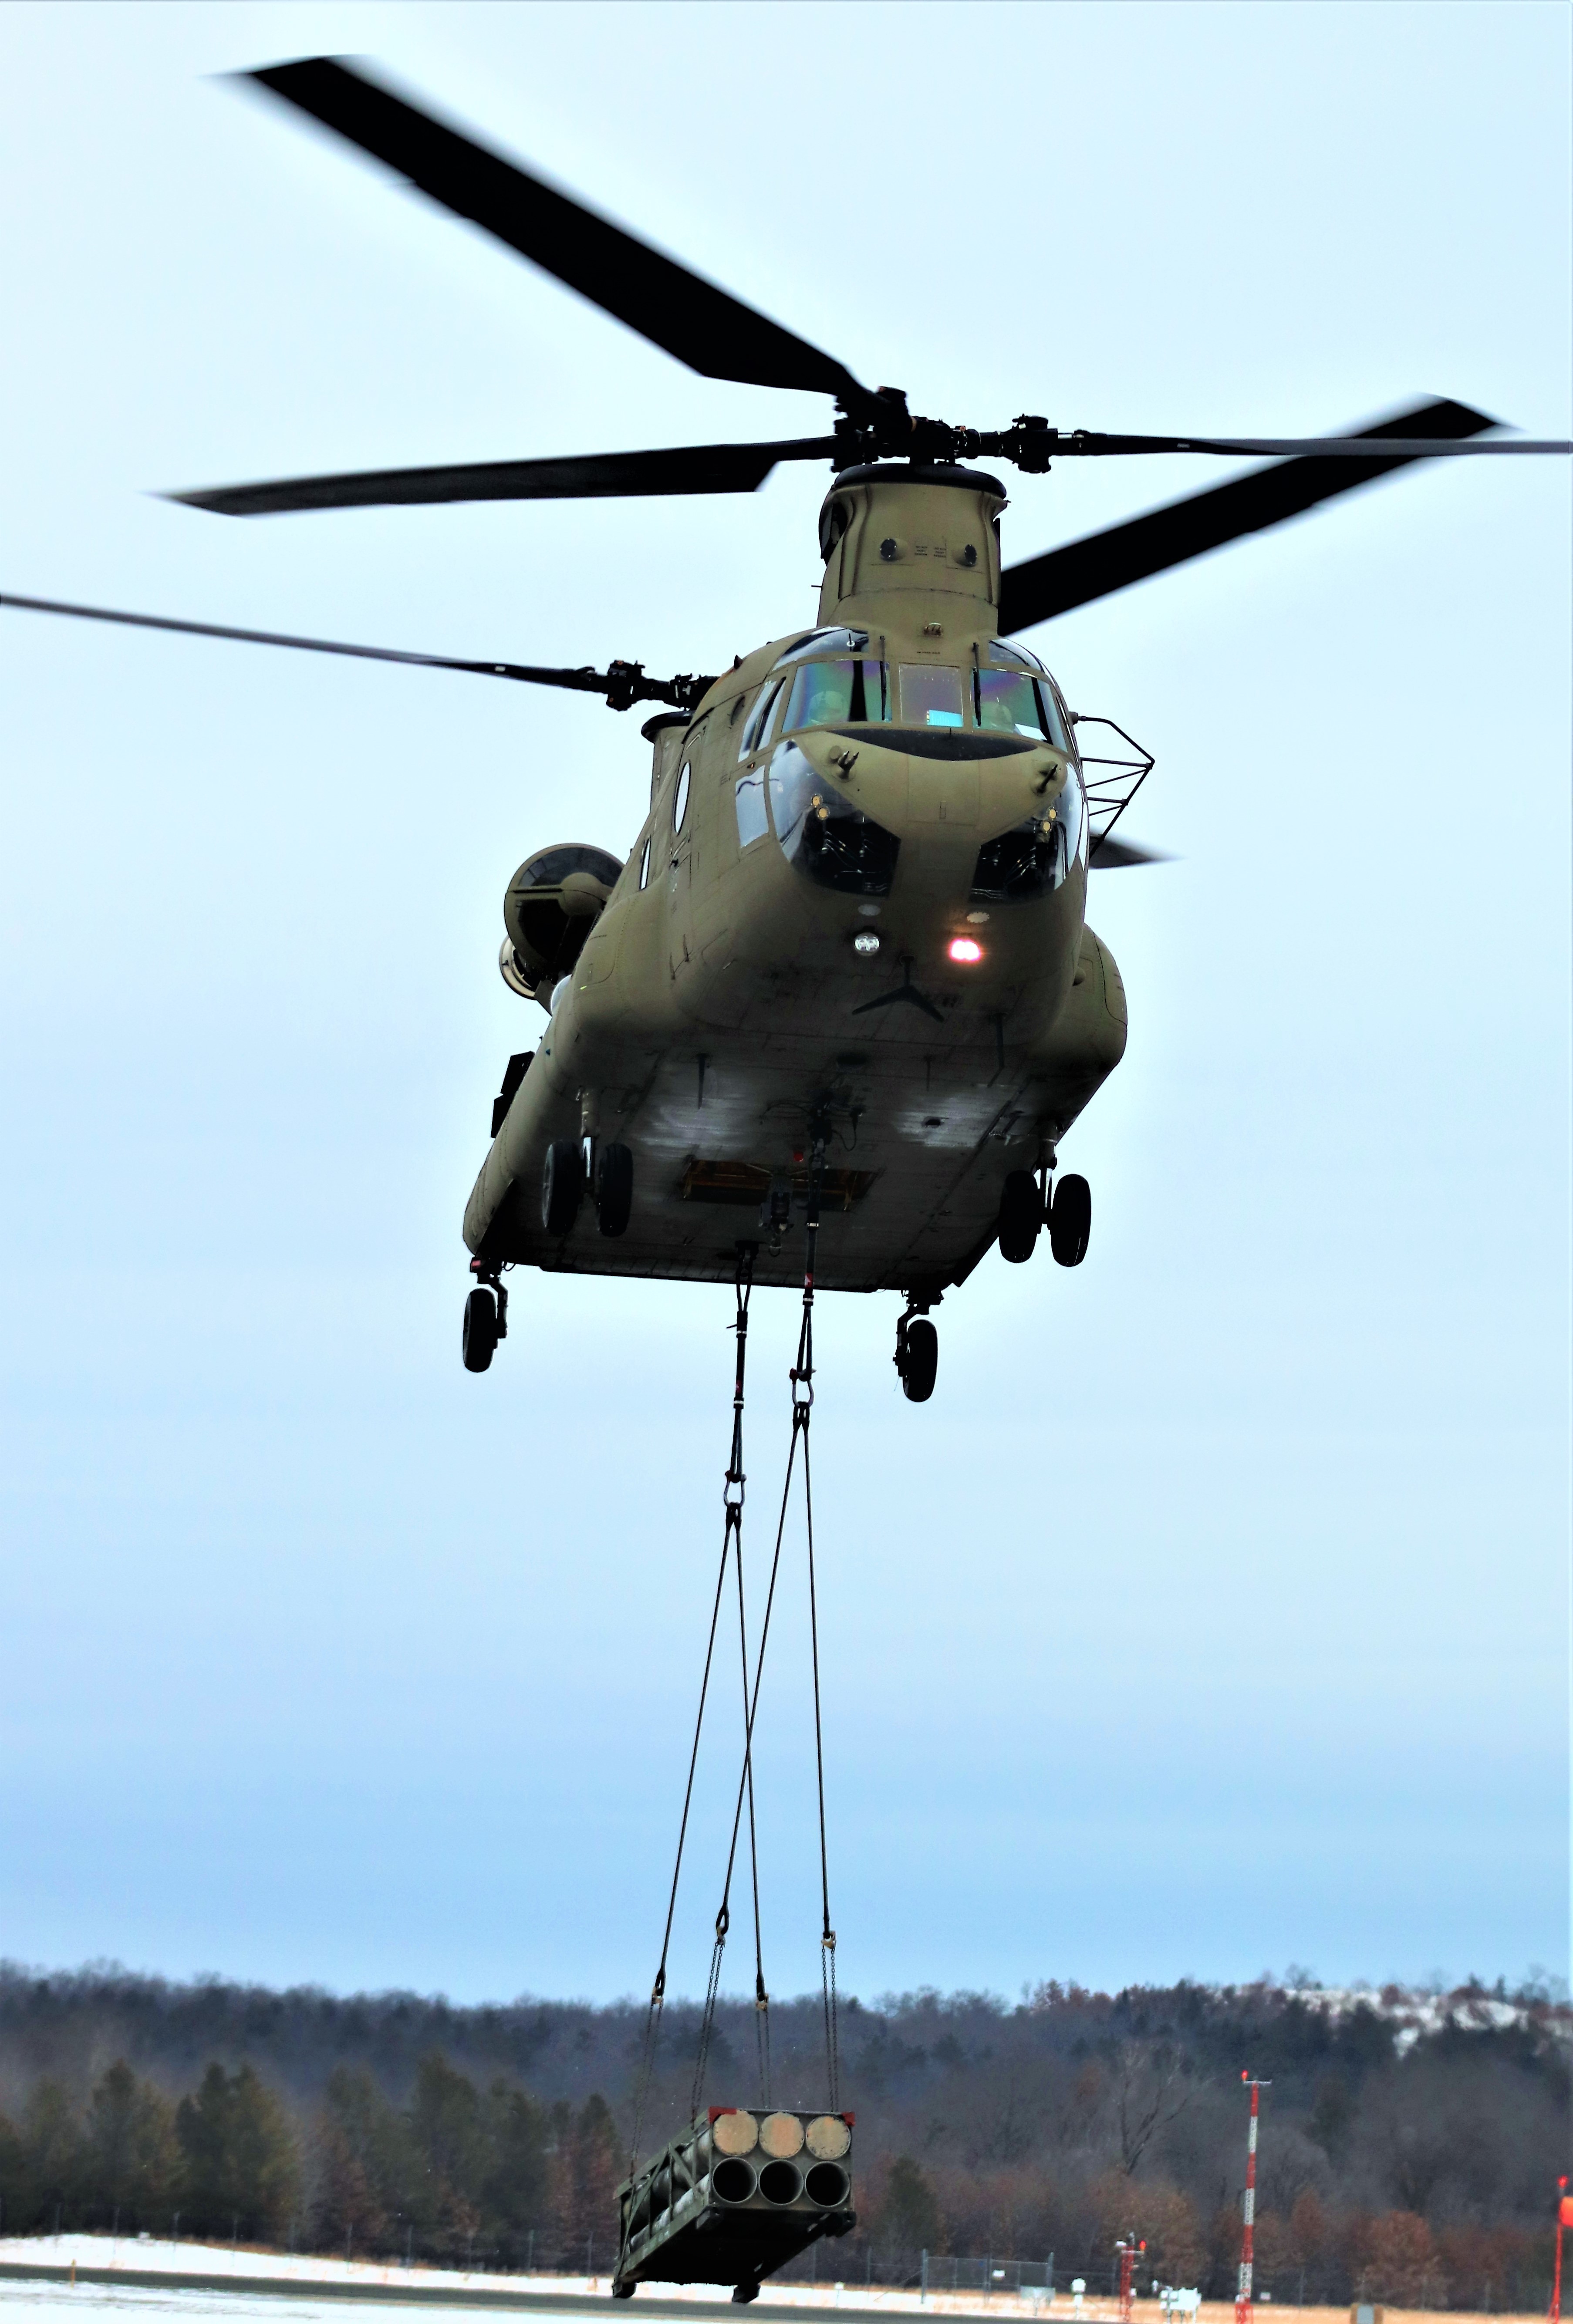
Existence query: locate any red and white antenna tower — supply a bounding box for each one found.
[1236,2073,1271,2324]
[1115,2238,1146,2324]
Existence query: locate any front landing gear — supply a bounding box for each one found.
[731,2284,760,2306]
[895,1298,940,1403]
[462,1265,508,1373]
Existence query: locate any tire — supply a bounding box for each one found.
[597,1142,634,1238]
[1050,1172,1091,1266]
[900,1317,938,1403]
[997,1168,1043,1264]
[540,1137,583,1237]
[462,1286,497,1373]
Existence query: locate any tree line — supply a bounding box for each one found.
[0,1966,1563,2307]
[0,2055,621,2271]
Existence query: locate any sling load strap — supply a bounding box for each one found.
[796,1137,841,2113]
[629,1244,756,2176]
[693,1129,841,2119]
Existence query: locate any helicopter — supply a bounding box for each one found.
[5,57,1567,1403]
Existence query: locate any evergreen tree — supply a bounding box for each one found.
[85,2061,182,2223]
[480,2078,550,2260]
[408,2054,489,2261]
[313,2068,405,2254]
[175,2063,300,2240]
[23,2079,82,2227]
[551,2095,621,2268]
[879,2155,943,2259]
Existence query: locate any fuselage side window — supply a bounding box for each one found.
[672,762,692,835]
[638,834,652,890]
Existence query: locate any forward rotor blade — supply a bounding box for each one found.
[1046,428,1571,458]
[998,399,1499,632]
[170,437,838,518]
[245,57,868,407]
[0,593,709,709]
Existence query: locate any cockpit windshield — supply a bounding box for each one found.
[780,655,890,733]
[738,635,1073,752]
[976,651,1073,751]
[976,667,1068,748]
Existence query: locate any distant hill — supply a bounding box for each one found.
[0,1966,1563,2311]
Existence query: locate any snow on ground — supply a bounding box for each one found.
[0,2241,1089,2321]
[0,2259,1549,2324]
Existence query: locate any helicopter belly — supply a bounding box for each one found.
[464,922,1126,1294]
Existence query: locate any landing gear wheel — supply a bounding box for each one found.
[596,1141,634,1238]
[611,2281,636,2302]
[997,1168,1043,1264]
[1049,1172,1091,1266]
[462,1286,497,1373]
[897,1315,938,1403]
[731,2287,759,2306]
[541,1137,583,1237]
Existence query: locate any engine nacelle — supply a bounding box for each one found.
[500,843,622,1004]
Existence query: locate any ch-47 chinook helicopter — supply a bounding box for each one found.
[7,58,1568,1401]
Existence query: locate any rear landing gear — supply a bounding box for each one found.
[1049,1171,1091,1266]
[541,1137,583,1236]
[895,1303,939,1403]
[595,1141,634,1238]
[731,2285,759,2306]
[462,1271,507,1373]
[997,1168,1043,1263]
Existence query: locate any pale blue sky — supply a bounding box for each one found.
[0,0,1568,2008]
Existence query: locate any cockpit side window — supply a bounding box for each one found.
[739,676,787,758]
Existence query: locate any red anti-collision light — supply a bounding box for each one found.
[948,937,984,964]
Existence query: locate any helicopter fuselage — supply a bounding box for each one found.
[463,467,1127,1297]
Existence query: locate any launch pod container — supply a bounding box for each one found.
[612,2105,856,2301]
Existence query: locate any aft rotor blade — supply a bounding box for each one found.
[0,593,707,709]
[1089,834,1169,868]
[998,399,1500,632]
[171,436,839,518]
[245,57,869,407]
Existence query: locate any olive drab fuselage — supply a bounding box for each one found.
[463,465,1127,1296]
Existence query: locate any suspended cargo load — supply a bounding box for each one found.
[612,2105,856,2303]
